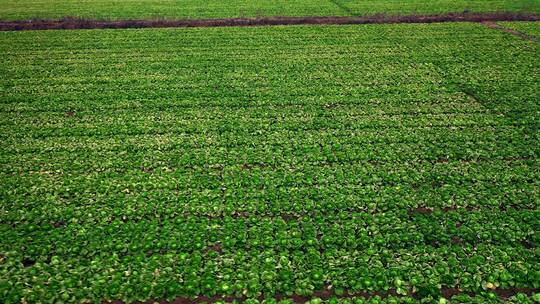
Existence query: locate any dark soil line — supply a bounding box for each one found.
[482,21,540,43]
[1,12,540,31]
[106,286,540,304]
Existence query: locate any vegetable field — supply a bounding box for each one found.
[0,21,539,304]
[499,21,540,36]
[0,0,539,21]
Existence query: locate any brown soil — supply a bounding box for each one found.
[206,242,223,253]
[1,12,539,31]
[51,220,65,228]
[411,207,433,214]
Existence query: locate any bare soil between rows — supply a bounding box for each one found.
[1,12,540,31]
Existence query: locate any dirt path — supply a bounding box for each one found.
[1,12,539,31]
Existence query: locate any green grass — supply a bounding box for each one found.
[0,0,539,20]
[0,23,539,303]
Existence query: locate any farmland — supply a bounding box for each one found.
[499,21,540,36]
[1,20,539,303]
[0,0,539,21]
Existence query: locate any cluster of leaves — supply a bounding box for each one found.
[0,22,538,303]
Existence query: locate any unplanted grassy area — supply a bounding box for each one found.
[0,0,539,20]
[0,23,539,303]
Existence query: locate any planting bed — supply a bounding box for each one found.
[0,22,539,303]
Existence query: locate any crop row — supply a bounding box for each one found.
[3,124,529,154]
[4,209,538,252]
[2,162,538,225]
[148,293,540,304]
[2,241,537,302]
[1,111,522,135]
[0,103,494,125]
[2,183,537,226]
[0,92,483,112]
[0,138,538,176]
[137,293,540,304]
